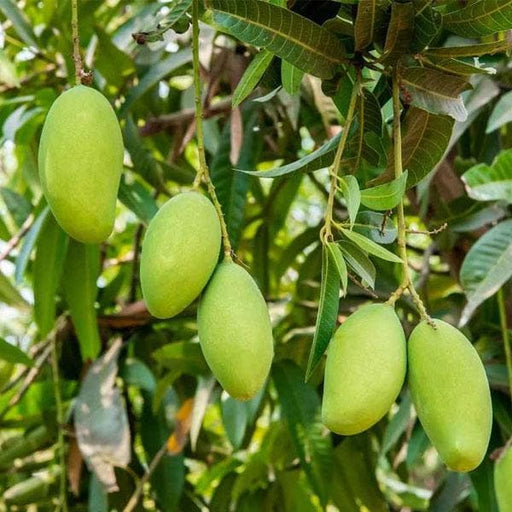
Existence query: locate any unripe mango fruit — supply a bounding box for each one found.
[198,262,274,400]
[322,303,406,435]
[408,320,492,472]
[140,192,221,319]
[38,85,123,244]
[495,443,512,512]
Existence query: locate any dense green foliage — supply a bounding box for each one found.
[0,0,512,510]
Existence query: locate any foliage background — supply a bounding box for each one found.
[0,0,511,510]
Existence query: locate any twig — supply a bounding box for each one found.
[497,288,512,403]
[122,440,169,512]
[406,223,448,236]
[71,0,83,85]
[0,214,34,263]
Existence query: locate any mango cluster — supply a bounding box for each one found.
[322,306,492,473]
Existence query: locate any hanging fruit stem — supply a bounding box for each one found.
[71,0,83,85]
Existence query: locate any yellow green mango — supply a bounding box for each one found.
[38,85,123,244]
[198,261,274,400]
[140,191,221,319]
[495,442,512,512]
[408,319,492,472]
[322,303,406,435]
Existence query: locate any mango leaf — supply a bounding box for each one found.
[381,108,454,188]
[327,241,348,296]
[462,149,512,203]
[338,240,376,288]
[341,228,402,263]
[233,50,273,107]
[0,0,39,48]
[241,132,339,177]
[273,360,333,505]
[207,0,346,79]
[380,1,414,64]
[353,211,397,244]
[305,244,340,381]
[33,214,68,337]
[62,240,101,361]
[360,171,408,210]
[425,40,512,58]
[429,473,470,512]
[0,271,28,309]
[423,56,492,77]
[0,337,34,367]
[118,176,159,225]
[361,89,383,136]
[486,90,512,133]
[75,339,130,492]
[443,0,512,38]
[459,219,512,326]
[381,393,412,455]
[411,4,441,53]
[281,60,304,95]
[354,0,389,51]
[400,67,470,122]
[338,175,360,228]
[0,188,31,227]
[470,457,499,512]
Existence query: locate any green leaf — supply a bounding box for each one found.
[353,211,397,244]
[425,40,512,58]
[327,241,348,295]
[233,50,274,107]
[462,149,512,203]
[423,56,492,76]
[241,133,339,177]
[459,219,512,326]
[443,0,512,38]
[429,473,470,512]
[0,188,31,227]
[0,0,39,48]
[338,241,376,288]
[381,393,412,454]
[486,90,512,133]
[354,0,389,51]
[207,0,346,79]
[341,228,402,263]
[380,1,414,64]
[360,171,407,210]
[118,176,159,225]
[0,271,28,309]
[273,360,333,505]
[470,456,499,512]
[281,60,304,95]
[382,108,454,188]
[0,337,34,367]
[338,175,360,228]
[411,4,441,53]
[305,244,340,381]
[62,240,101,361]
[33,214,68,337]
[120,48,192,115]
[400,67,471,122]
[221,394,253,450]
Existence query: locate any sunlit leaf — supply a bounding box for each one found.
[233,50,274,107]
[341,228,402,263]
[360,171,408,210]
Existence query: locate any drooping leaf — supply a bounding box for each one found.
[75,339,131,492]
[425,40,512,58]
[411,4,441,53]
[207,0,346,79]
[281,60,304,95]
[327,241,348,296]
[360,171,408,210]
[118,176,159,224]
[381,393,412,454]
[275,226,319,280]
[0,0,39,48]
[459,219,512,326]
[305,244,340,381]
[486,90,512,133]
[338,175,360,228]
[470,456,499,512]
[354,0,389,51]
[462,149,512,203]
[429,473,471,512]
[233,50,274,107]
[33,213,68,337]
[341,228,402,263]
[400,67,470,122]
[0,337,34,367]
[273,360,333,505]
[0,187,31,228]
[380,1,414,64]
[62,240,101,361]
[353,211,397,244]
[338,240,376,288]
[443,0,512,38]
[423,56,492,77]
[0,271,28,310]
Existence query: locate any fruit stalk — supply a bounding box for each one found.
[71,0,82,85]
[323,80,359,242]
[497,288,512,402]
[387,68,430,322]
[191,0,232,260]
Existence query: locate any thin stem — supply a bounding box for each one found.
[323,82,360,241]
[71,0,82,85]
[191,0,232,260]
[497,288,512,402]
[386,68,430,323]
[51,328,68,512]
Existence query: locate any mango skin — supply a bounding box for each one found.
[408,320,492,472]
[140,192,221,319]
[198,262,274,400]
[322,303,406,436]
[495,443,512,512]
[38,85,123,244]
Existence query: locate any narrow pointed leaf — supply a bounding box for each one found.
[354,0,389,51]
[381,2,414,64]
[0,338,34,367]
[0,271,28,309]
[281,60,304,95]
[338,240,376,288]
[486,91,512,133]
[425,40,512,58]
[0,0,39,49]
[338,175,360,228]
[354,211,398,244]
[411,4,441,52]
[360,171,408,210]
[341,228,402,263]
[233,50,274,107]
[327,242,348,295]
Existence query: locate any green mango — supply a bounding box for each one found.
[198,262,274,400]
[140,191,221,319]
[495,442,512,512]
[408,319,492,472]
[38,85,123,244]
[322,303,406,435]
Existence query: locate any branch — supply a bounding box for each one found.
[0,214,34,263]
